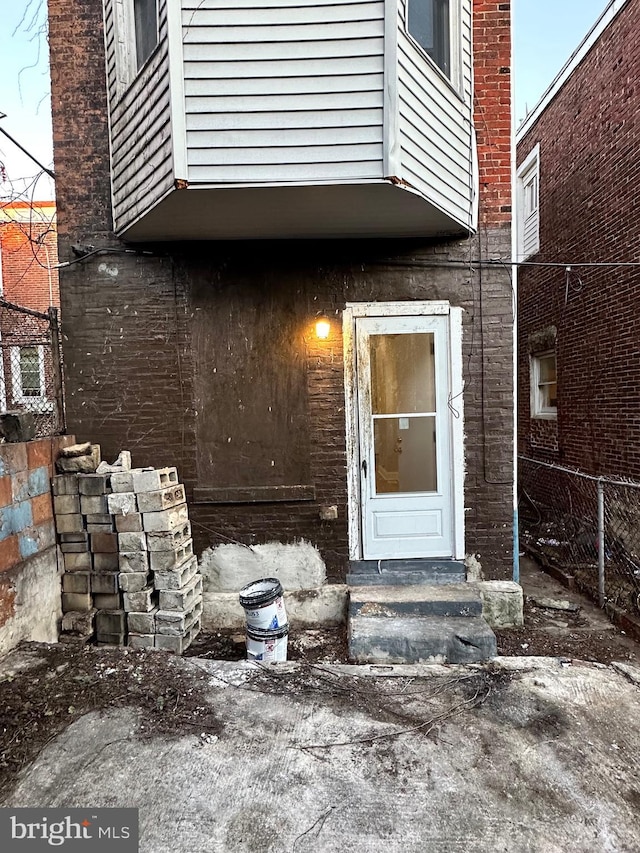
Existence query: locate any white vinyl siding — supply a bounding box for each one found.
[105,0,174,230]
[517,145,540,261]
[181,0,385,185]
[396,0,474,228]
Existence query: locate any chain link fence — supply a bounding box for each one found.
[519,456,640,617]
[0,299,65,437]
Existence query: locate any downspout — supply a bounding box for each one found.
[511,3,519,583]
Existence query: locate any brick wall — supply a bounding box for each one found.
[517,0,640,479]
[0,203,60,311]
[0,435,75,654]
[48,1,514,580]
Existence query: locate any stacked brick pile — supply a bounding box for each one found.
[55,465,201,653]
[109,466,201,653]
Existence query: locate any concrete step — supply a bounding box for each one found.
[347,559,465,587]
[348,615,497,665]
[349,584,483,619]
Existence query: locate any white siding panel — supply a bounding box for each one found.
[396,0,474,228]
[181,0,385,185]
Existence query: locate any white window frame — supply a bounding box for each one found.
[530,350,557,420]
[517,144,540,261]
[10,345,53,411]
[113,0,159,96]
[405,0,462,89]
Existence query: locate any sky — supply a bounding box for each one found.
[0,0,617,203]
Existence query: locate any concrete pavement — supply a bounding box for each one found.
[3,650,640,852]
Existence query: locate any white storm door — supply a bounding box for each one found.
[356,314,453,559]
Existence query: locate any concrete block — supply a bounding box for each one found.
[60,541,91,554]
[52,474,80,496]
[136,484,186,514]
[61,609,96,637]
[132,467,178,494]
[53,495,80,515]
[128,634,156,649]
[156,600,203,636]
[62,592,92,613]
[107,492,137,516]
[95,609,126,635]
[80,494,109,515]
[91,572,120,595]
[78,472,111,496]
[0,411,36,442]
[63,552,92,572]
[200,540,326,592]
[115,512,143,533]
[119,572,150,592]
[118,532,147,552]
[155,619,200,654]
[477,581,524,629]
[85,513,114,525]
[87,523,116,535]
[348,616,497,665]
[28,467,50,497]
[127,609,157,634]
[142,503,188,533]
[123,587,156,613]
[348,584,483,619]
[149,539,193,572]
[93,594,122,610]
[59,442,92,458]
[96,450,131,475]
[96,634,126,646]
[119,551,149,573]
[62,572,91,594]
[158,575,203,612]
[110,468,150,493]
[55,513,84,534]
[146,522,191,551]
[59,532,89,543]
[56,446,100,474]
[153,556,198,591]
[93,552,119,572]
[90,532,118,553]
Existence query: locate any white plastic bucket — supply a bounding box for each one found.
[239,577,287,630]
[246,624,289,663]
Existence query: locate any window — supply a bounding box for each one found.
[530,351,557,418]
[133,0,158,70]
[517,145,540,260]
[10,345,51,410]
[407,0,451,78]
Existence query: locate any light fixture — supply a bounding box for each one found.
[315,317,331,340]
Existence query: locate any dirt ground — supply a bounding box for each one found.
[1,557,639,805]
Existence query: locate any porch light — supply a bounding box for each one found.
[315,318,331,340]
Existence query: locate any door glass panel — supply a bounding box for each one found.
[374,416,437,494]
[370,333,436,414]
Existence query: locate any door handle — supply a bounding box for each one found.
[362,459,367,478]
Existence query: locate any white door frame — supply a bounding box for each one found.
[343,301,465,561]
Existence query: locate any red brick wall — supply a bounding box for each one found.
[474,0,512,227]
[517,0,640,479]
[0,204,60,311]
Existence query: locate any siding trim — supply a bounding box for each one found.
[167,0,188,180]
[383,0,400,177]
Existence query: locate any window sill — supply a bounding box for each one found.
[531,413,557,421]
[193,485,316,505]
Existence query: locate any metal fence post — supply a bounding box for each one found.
[48,306,66,434]
[597,478,605,608]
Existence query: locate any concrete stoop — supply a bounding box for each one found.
[348,583,498,665]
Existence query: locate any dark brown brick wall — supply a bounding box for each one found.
[517,0,640,479]
[48,1,514,580]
